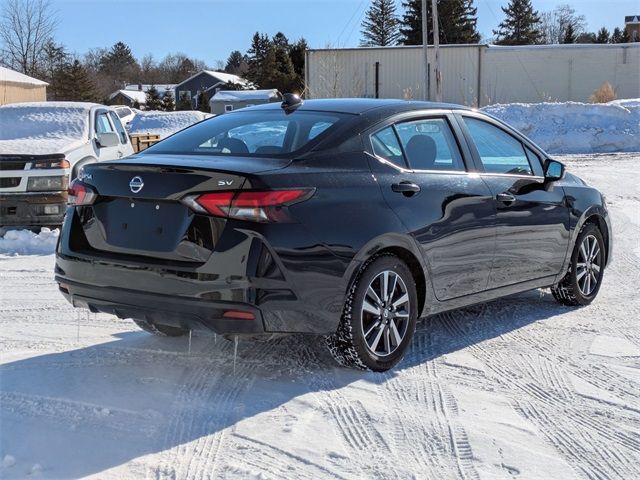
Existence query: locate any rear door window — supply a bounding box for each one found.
[394,118,465,171]
[371,126,406,168]
[463,117,533,176]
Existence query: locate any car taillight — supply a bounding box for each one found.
[67,179,97,206]
[184,189,314,222]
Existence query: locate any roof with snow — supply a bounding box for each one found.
[124,84,176,92]
[625,15,640,24]
[175,70,250,89]
[211,89,280,102]
[0,66,48,86]
[108,89,148,104]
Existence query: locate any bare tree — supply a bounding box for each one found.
[540,4,586,44]
[0,0,58,75]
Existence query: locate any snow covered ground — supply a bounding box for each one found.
[1,153,639,479]
[128,110,211,139]
[482,99,640,154]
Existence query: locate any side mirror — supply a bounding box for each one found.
[96,132,120,148]
[544,159,565,181]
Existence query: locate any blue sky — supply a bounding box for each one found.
[51,0,635,65]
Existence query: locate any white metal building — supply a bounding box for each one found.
[305,43,640,106]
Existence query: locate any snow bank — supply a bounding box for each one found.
[0,102,94,155]
[481,100,640,154]
[0,228,59,256]
[128,110,211,139]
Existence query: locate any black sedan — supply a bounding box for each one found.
[56,97,612,371]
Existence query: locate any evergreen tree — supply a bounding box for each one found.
[196,87,210,113]
[99,42,138,74]
[40,40,68,100]
[145,85,163,110]
[57,60,99,102]
[288,38,308,78]
[132,100,141,110]
[272,32,298,92]
[595,27,610,44]
[161,90,175,111]
[176,92,192,111]
[225,50,247,74]
[611,27,631,43]
[493,0,543,45]
[361,0,401,46]
[562,23,576,43]
[399,0,480,45]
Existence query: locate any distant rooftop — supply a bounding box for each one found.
[0,66,48,86]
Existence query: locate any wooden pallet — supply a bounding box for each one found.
[129,133,161,153]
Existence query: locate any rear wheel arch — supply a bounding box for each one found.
[345,239,428,317]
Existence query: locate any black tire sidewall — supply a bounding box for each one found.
[569,224,605,305]
[349,255,418,371]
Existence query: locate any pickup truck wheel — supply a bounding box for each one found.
[132,318,189,337]
[326,254,418,371]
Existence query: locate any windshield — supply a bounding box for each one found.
[0,104,89,141]
[143,110,347,157]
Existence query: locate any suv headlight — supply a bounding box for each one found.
[27,175,67,191]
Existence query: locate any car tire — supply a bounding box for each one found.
[326,254,418,371]
[132,318,189,337]
[551,223,605,306]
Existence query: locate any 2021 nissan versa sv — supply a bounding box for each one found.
[55,97,612,371]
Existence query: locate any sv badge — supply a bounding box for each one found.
[218,180,234,186]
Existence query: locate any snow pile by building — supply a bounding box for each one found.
[0,228,59,256]
[482,100,640,154]
[128,110,211,139]
[0,102,94,155]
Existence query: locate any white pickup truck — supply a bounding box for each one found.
[0,102,134,228]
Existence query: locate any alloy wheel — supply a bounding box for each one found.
[361,270,410,357]
[576,234,601,296]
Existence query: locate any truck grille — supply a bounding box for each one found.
[0,177,21,188]
[0,161,27,171]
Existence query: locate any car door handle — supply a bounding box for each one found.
[496,192,516,204]
[392,182,421,194]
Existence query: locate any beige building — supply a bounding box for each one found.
[0,67,48,105]
[306,43,640,106]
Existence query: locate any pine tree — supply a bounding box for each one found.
[399,0,480,45]
[225,50,247,74]
[176,92,191,111]
[40,41,68,100]
[361,0,401,46]
[196,87,210,113]
[562,23,576,44]
[161,90,175,111]
[595,27,610,44]
[610,27,631,43]
[288,38,308,78]
[145,85,163,111]
[57,60,99,102]
[493,0,543,45]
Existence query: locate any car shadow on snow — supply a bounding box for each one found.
[0,289,572,479]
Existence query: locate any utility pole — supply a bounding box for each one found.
[421,0,430,101]
[431,0,442,101]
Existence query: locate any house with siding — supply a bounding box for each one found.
[209,89,281,115]
[174,71,250,109]
[107,84,176,108]
[0,67,48,105]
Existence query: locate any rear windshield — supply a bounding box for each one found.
[143,110,347,157]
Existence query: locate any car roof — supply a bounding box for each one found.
[241,98,471,116]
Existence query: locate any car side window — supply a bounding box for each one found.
[108,111,128,144]
[371,126,406,168]
[463,117,533,176]
[95,112,115,135]
[394,118,465,171]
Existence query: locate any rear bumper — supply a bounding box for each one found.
[0,192,67,227]
[56,277,265,335]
